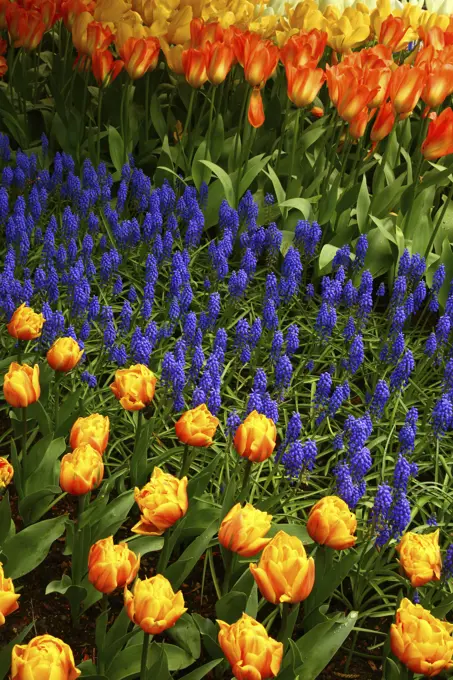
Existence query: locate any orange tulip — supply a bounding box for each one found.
[0,457,13,489]
[286,63,325,109]
[92,49,124,85]
[124,574,186,634]
[0,0,9,29]
[47,337,83,372]
[7,303,45,341]
[419,25,445,51]
[391,598,453,677]
[190,18,223,48]
[248,88,265,128]
[132,466,188,535]
[69,414,110,455]
[422,108,453,161]
[362,67,392,109]
[280,29,327,68]
[11,635,80,680]
[307,495,357,549]
[233,410,277,463]
[218,613,283,680]
[379,16,408,51]
[0,57,6,78]
[329,66,379,123]
[3,363,40,408]
[388,65,426,117]
[59,444,104,496]
[396,530,441,587]
[119,36,160,80]
[60,0,89,29]
[175,403,219,447]
[88,536,140,594]
[38,0,57,29]
[241,35,279,89]
[72,12,112,56]
[349,108,369,140]
[422,64,453,112]
[110,364,157,411]
[370,101,395,149]
[182,47,208,88]
[219,503,272,557]
[6,5,46,50]
[0,562,19,626]
[205,41,234,86]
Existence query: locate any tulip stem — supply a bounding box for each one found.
[180,443,190,478]
[222,549,236,596]
[424,181,453,260]
[206,86,216,160]
[21,407,27,461]
[238,460,253,503]
[140,632,150,680]
[96,88,103,169]
[156,529,172,574]
[285,108,301,214]
[54,373,60,432]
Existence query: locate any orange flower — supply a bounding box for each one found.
[119,36,160,80]
[132,466,188,535]
[11,635,80,680]
[110,364,157,411]
[218,613,283,680]
[0,0,9,29]
[240,34,279,89]
[0,57,7,78]
[286,63,325,109]
[0,457,13,489]
[396,530,442,587]
[60,0,89,29]
[175,404,219,447]
[0,562,19,627]
[72,12,112,56]
[419,25,445,51]
[233,410,277,463]
[388,65,426,117]
[7,303,45,341]
[6,5,46,50]
[327,66,378,123]
[59,443,104,496]
[307,496,357,549]
[181,47,208,88]
[280,29,327,68]
[3,363,40,408]
[47,337,83,372]
[92,49,124,85]
[190,17,223,48]
[370,101,395,153]
[124,574,186,635]
[248,87,265,128]
[422,64,453,112]
[218,503,272,557]
[349,108,369,140]
[69,414,110,455]
[205,41,234,86]
[362,67,392,109]
[379,16,408,51]
[88,536,140,594]
[38,0,57,29]
[422,108,453,161]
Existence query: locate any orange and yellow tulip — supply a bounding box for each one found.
[6,5,46,50]
[69,414,110,455]
[182,47,208,88]
[396,529,442,587]
[88,536,140,594]
[0,562,19,626]
[237,34,279,89]
[421,64,453,112]
[205,41,234,86]
[110,364,157,411]
[175,404,219,447]
[422,108,453,160]
[248,88,265,128]
[280,29,327,68]
[119,36,160,79]
[370,100,395,151]
[218,503,272,557]
[3,363,40,408]
[388,65,426,117]
[0,458,13,489]
[91,49,124,85]
[379,15,408,51]
[132,466,188,535]
[286,64,326,109]
[307,495,357,549]
[124,574,186,634]
[72,12,113,56]
[11,635,81,680]
[7,304,45,341]
[233,410,277,463]
[59,444,104,496]
[47,337,84,372]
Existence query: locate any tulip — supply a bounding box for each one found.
[280,29,327,68]
[110,364,157,411]
[0,0,8,30]
[190,18,223,48]
[3,363,40,409]
[422,108,453,161]
[0,457,13,489]
[175,404,219,447]
[161,40,185,75]
[219,503,272,557]
[388,65,426,117]
[72,12,113,56]
[421,65,453,112]
[391,598,453,677]
[286,63,326,108]
[47,337,84,372]
[7,303,45,341]
[217,613,283,680]
[6,6,46,50]
[132,466,188,535]
[119,36,160,79]
[60,444,104,496]
[11,634,81,680]
[239,34,279,88]
[69,414,110,455]
[205,41,234,86]
[92,49,124,85]
[307,495,357,549]
[328,66,379,122]
[370,100,395,150]
[233,410,277,463]
[250,530,315,604]
[328,13,371,53]
[124,573,186,634]
[0,56,7,78]
[396,529,441,587]
[0,562,19,626]
[182,47,208,88]
[349,108,369,139]
[60,0,90,29]
[88,536,140,594]
[379,15,408,51]
[362,67,392,109]
[248,88,265,128]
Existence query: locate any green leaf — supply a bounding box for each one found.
[336,182,361,217]
[164,519,218,589]
[371,174,407,219]
[3,515,66,578]
[167,613,201,660]
[246,581,258,618]
[265,165,285,209]
[150,93,167,142]
[0,623,34,680]
[148,643,171,680]
[192,614,223,660]
[19,486,62,525]
[91,490,134,543]
[199,161,234,205]
[210,114,224,164]
[192,142,211,190]
[0,492,12,546]
[366,227,394,277]
[318,244,339,273]
[24,436,65,496]
[318,174,340,226]
[357,175,370,234]
[383,657,403,679]
[178,659,223,680]
[162,643,195,670]
[108,126,125,174]
[279,198,311,219]
[56,387,83,434]
[238,154,271,200]
[436,238,453,309]
[305,548,360,625]
[105,607,131,654]
[187,453,220,499]
[215,591,247,624]
[268,523,312,544]
[125,534,164,556]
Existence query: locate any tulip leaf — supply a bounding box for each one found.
[318,174,340,226]
[279,198,311,220]
[357,174,371,234]
[56,386,83,434]
[178,659,223,680]
[164,519,218,590]
[150,92,167,143]
[2,515,66,579]
[167,613,201,660]
[198,160,234,205]
[148,643,172,679]
[192,142,211,190]
[264,165,286,209]
[187,452,221,500]
[192,614,223,660]
[91,490,135,543]
[238,154,271,201]
[19,486,62,525]
[23,435,65,497]
[210,113,224,164]
[0,622,33,680]
[162,643,196,670]
[215,591,247,624]
[108,125,125,174]
[268,523,312,545]
[0,491,12,546]
[125,534,164,557]
[245,581,258,618]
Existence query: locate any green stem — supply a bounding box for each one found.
[233,91,248,170]
[275,97,290,176]
[278,602,289,641]
[222,549,235,596]
[21,407,27,460]
[234,89,253,206]
[140,633,150,680]
[97,594,109,676]
[183,88,196,147]
[96,88,103,168]
[54,373,60,432]
[180,443,190,478]
[424,181,453,260]
[374,124,395,196]
[71,492,88,627]
[238,459,253,503]
[286,108,301,206]
[156,529,172,573]
[205,86,216,159]
[77,66,90,165]
[145,74,150,143]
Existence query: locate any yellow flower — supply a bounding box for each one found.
[396,530,441,587]
[307,495,357,550]
[124,573,186,634]
[218,503,272,557]
[0,562,19,626]
[7,303,45,341]
[132,466,188,535]
[93,0,132,24]
[11,635,80,680]
[328,11,370,52]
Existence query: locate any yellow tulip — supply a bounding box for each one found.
[396,530,441,587]
[307,495,357,550]
[218,503,272,557]
[124,573,186,634]
[11,635,80,680]
[132,466,188,535]
[328,13,370,52]
[0,562,19,626]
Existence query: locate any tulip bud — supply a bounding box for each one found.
[217,613,283,680]
[133,466,188,535]
[248,88,265,128]
[422,65,453,111]
[124,574,186,634]
[379,16,408,51]
[391,598,453,677]
[6,5,46,51]
[233,410,277,463]
[396,530,441,587]
[349,108,369,140]
[60,444,104,496]
[219,503,272,557]
[0,562,19,626]
[11,634,81,680]
[119,36,160,80]
[0,457,13,489]
[389,64,426,116]
[182,47,208,88]
[110,364,157,411]
[307,495,357,549]
[370,101,395,150]
[422,107,453,161]
[175,404,219,447]
[69,414,110,455]
[88,536,140,594]
[92,49,124,86]
[242,38,279,88]
[205,41,234,86]
[47,337,84,372]
[286,63,326,108]
[7,304,45,341]
[3,363,40,409]
[250,530,315,604]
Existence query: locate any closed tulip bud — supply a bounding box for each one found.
[88,536,140,594]
[396,529,441,587]
[422,108,453,160]
[0,458,13,489]
[3,363,40,409]
[243,39,279,88]
[422,65,453,111]
[60,444,104,496]
[250,530,315,604]
[0,562,19,626]
[124,573,186,634]
[379,16,408,51]
[69,414,110,455]
[219,503,272,557]
[175,404,219,447]
[47,337,83,372]
[6,5,46,50]
[119,36,160,79]
[349,108,369,140]
[132,466,188,535]
[217,613,283,680]
[110,364,157,411]
[391,598,453,677]
[233,410,277,463]
[205,41,234,86]
[363,67,391,109]
[370,101,395,148]
[182,47,208,88]
[389,65,426,116]
[161,40,185,75]
[7,304,45,341]
[286,63,326,108]
[248,88,265,128]
[307,495,357,549]
[11,634,80,680]
[92,49,124,86]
